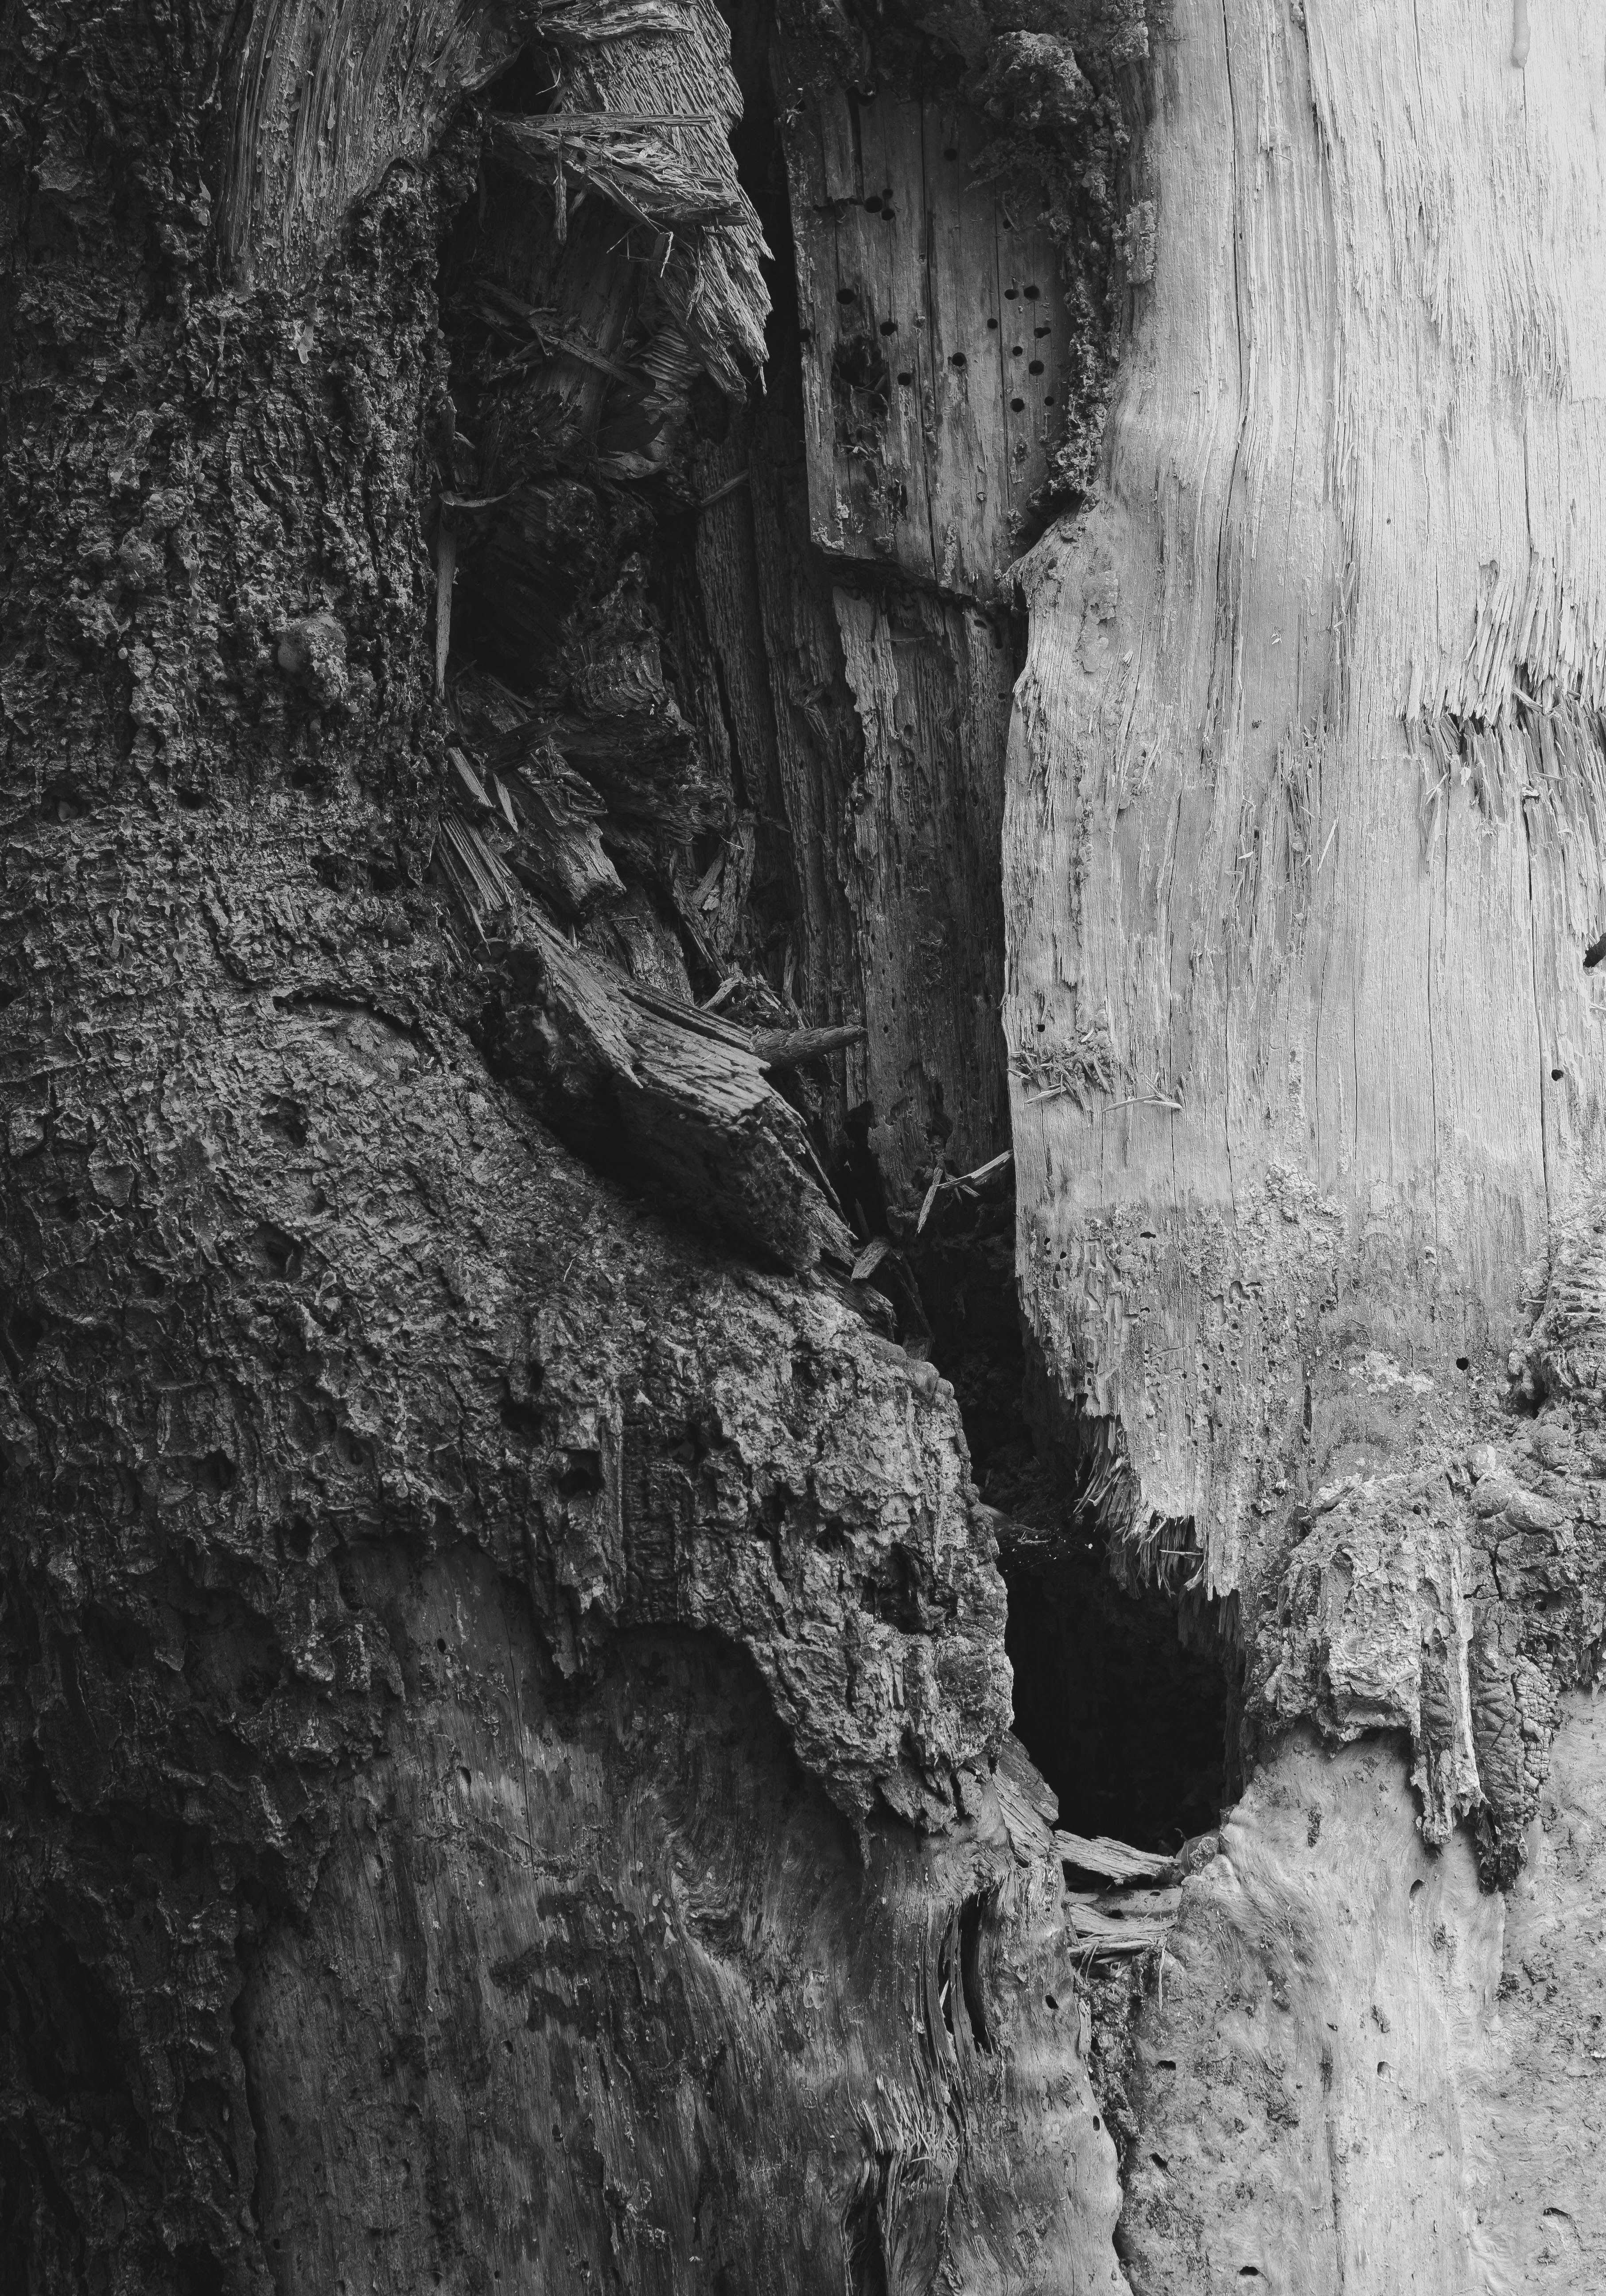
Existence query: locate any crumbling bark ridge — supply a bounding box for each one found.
[3,0,1604,2290]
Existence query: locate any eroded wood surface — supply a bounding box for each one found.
[784,82,1067,596]
[1006,0,1606,1581]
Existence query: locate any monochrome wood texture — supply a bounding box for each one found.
[9,0,1606,2288]
[781,77,1058,1202]
[784,84,1068,593]
[1007,0,1606,1584]
[999,3,1606,2280]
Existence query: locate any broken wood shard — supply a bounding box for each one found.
[1063,1899,1176,1957]
[1054,1829,1177,1885]
[493,114,746,233]
[449,673,624,919]
[491,922,854,1272]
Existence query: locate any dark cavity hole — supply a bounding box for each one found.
[1044,395,1055,406]
[878,319,898,335]
[957,1893,994,2051]
[1028,360,1045,375]
[1456,1355,1470,1371]
[863,197,883,213]
[556,1448,604,1499]
[836,285,859,304]
[896,372,913,387]
[987,317,999,330]
[1585,932,1606,969]
[949,352,967,370]
[844,2173,889,2296]
[1004,287,1018,300]
[1023,283,1041,299]
[942,145,959,161]
[1552,1067,1565,1081]
[1003,1525,1238,1854]
[1010,397,1025,412]
[173,2244,227,2296]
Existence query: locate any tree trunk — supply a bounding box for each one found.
[3,0,1602,2293]
[1008,2,1606,2285]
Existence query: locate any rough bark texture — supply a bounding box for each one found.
[0,0,1127,2289]
[8,0,1599,2288]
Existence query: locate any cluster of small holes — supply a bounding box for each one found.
[832,273,1056,409]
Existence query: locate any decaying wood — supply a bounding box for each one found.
[484,914,856,1269]
[450,670,625,915]
[1007,0,1606,1581]
[1056,1829,1177,1885]
[772,64,1058,1209]
[17,0,1606,2286]
[999,0,1606,2278]
[781,78,1069,593]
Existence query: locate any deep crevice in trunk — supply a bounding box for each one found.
[1003,1534,1237,1855]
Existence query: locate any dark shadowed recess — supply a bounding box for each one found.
[908,1160,1238,1855]
[734,0,1240,1858]
[437,0,1240,1861]
[1003,1539,1236,1855]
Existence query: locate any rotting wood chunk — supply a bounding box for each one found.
[484,918,854,1272]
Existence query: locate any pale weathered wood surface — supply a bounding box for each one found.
[1006,0,1606,1585]
[1122,1707,1606,2291]
[1120,1732,1505,2292]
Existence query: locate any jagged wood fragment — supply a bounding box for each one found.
[492,114,747,232]
[545,0,768,396]
[1062,1903,1173,1955]
[451,673,624,918]
[490,921,854,1270]
[615,979,864,1070]
[1054,1829,1176,1885]
[751,1020,867,1070]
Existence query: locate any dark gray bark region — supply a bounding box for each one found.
[0,0,1162,2288]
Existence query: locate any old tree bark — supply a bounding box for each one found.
[5,0,1606,2288]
